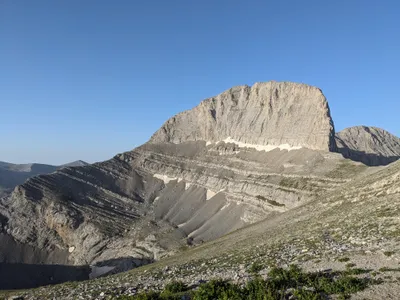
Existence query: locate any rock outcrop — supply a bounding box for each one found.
[151,81,337,152]
[336,126,400,166]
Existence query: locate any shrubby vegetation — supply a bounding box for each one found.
[337,257,350,262]
[255,195,285,207]
[117,265,381,299]
[249,261,263,274]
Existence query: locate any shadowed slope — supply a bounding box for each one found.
[0,160,89,197]
[336,126,400,166]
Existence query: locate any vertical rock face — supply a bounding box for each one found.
[336,126,400,166]
[150,81,337,151]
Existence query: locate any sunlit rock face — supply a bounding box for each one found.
[150,81,337,152]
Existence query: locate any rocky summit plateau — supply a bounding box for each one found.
[1,81,399,299]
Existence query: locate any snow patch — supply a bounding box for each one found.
[206,189,216,200]
[219,151,240,155]
[220,203,230,211]
[153,174,177,184]
[221,137,302,152]
[206,188,225,200]
[283,163,298,168]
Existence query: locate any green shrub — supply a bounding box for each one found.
[249,262,263,274]
[268,264,306,288]
[120,291,160,299]
[345,263,356,269]
[245,277,283,300]
[383,251,395,256]
[344,268,371,275]
[163,281,187,294]
[118,265,378,299]
[379,267,400,272]
[337,257,350,262]
[326,276,367,294]
[267,199,285,207]
[293,288,323,300]
[192,279,243,300]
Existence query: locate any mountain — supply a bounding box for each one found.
[336,126,400,166]
[0,160,89,197]
[0,81,399,295]
[151,81,337,151]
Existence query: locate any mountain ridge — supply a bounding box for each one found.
[0,160,89,197]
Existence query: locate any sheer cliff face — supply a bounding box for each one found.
[151,81,337,152]
[336,126,400,166]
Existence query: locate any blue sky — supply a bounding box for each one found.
[1,0,399,164]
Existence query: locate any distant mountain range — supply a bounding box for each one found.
[0,160,88,197]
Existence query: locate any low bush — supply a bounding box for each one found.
[193,279,243,300]
[163,281,188,294]
[249,262,263,274]
[117,265,379,299]
[337,257,350,262]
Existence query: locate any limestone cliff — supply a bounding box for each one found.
[150,81,337,152]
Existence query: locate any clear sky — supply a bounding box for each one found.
[1,0,399,165]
